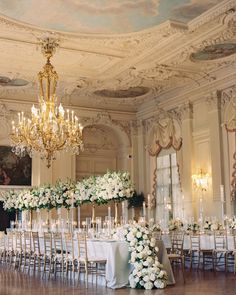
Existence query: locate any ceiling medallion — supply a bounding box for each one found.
[94,86,149,98]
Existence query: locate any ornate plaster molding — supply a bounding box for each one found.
[79,111,131,146]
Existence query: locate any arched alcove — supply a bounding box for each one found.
[76,123,131,222]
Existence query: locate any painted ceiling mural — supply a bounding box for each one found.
[0,0,222,34]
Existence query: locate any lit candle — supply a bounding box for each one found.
[131,207,135,220]
[143,201,146,218]
[220,185,224,202]
[108,206,111,219]
[78,206,80,228]
[122,202,125,217]
[220,184,225,222]
[147,194,151,209]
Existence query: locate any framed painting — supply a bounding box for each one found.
[0,146,32,186]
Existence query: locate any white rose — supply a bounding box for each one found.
[136,231,142,238]
[129,278,136,288]
[150,273,156,281]
[139,280,144,286]
[143,261,149,267]
[137,253,143,259]
[144,282,153,290]
[143,275,150,282]
[146,256,153,264]
[137,245,143,252]
[130,240,136,247]
[130,257,136,263]
[154,280,166,289]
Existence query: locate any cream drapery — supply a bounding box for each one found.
[224,97,236,200]
[147,117,182,157]
[147,115,182,202]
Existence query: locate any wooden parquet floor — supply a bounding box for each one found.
[0,265,236,295]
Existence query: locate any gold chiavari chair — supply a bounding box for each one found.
[76,232,107,288]
[213,229,229,271]
[5,231,14,265]
[64,232,75,275]
[0,231,5,263]
[43,232,54,276]
[233,232,236,274]
[22,231,33,269]
[32,231,43,271]
[186,233,201,270]
[228,230,236,274]
[52,232,64,275]
[200,231,215,271]
[14,231,23,268]
[167,232,185,282]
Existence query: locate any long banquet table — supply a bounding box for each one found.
[1,232,175,289]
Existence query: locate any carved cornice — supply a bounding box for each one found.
[189,1,236,32]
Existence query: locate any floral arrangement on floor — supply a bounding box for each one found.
[1,171,134,212]
[112,224,167,290]
[168,218,184,231]
[186,222,200,233]
[203,220,223,231]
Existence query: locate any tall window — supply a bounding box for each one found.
[156,151,181,226]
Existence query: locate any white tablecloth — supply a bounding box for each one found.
[85,239,175,288]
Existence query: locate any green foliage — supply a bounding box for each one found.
[128,190,144,209]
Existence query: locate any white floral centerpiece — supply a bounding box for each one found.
[186,222,200,233]
[1,170,134,211]
[96,171,134,204]
[168,218,183,231]
[228,218,236,230]
[113,224,167,290]
[74,176,98,205]
[150,223,162,232]
[2,190,19,212]
[203,220,223,231]
[54,179,76,209]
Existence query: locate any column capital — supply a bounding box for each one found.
[180,102,193,120]
[206,91,220,111]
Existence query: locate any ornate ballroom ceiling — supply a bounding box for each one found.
[0,0,222,34]
[0,0,235,112]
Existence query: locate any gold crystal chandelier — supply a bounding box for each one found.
[11,37,83,168]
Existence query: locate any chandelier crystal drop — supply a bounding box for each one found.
[11,37,84,168]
